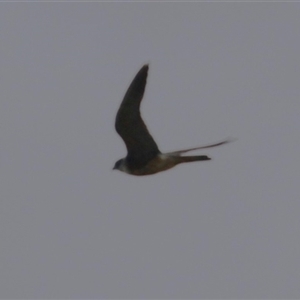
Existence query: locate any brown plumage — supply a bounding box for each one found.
[113,64,233,175]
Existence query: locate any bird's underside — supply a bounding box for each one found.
[113,64,233,176]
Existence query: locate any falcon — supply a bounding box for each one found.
[113,64,232,175]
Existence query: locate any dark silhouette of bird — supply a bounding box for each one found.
[113,64,232,175]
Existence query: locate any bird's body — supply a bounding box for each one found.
[115,153,210,176]
[113,64,231,176]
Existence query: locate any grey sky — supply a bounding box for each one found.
[0,3,299,299]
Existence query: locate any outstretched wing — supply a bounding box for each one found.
[166,138,235,156]
[115,65,160,166]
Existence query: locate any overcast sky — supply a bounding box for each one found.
[0,2,300,299]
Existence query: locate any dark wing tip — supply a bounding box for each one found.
[139,64,149,76]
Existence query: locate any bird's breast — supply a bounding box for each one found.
[129,154,178,176]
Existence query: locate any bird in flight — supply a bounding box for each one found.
[113,64,232,175]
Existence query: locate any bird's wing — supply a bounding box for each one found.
[166,138,235,156]
[115,65,160,166]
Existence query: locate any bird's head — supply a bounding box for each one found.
[113,158,127,172]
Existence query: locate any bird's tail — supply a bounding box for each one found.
[174,155,211,164]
